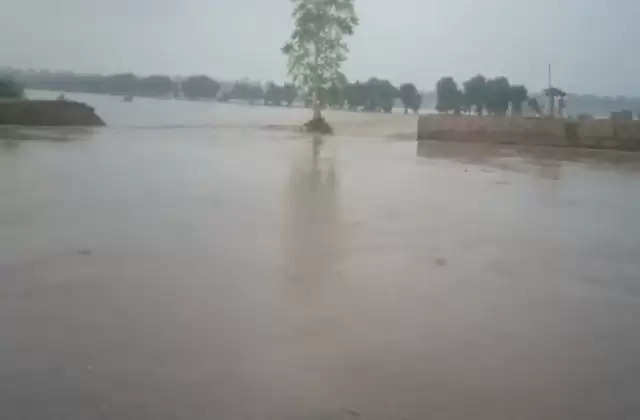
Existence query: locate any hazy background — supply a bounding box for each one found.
[2,0,639,96]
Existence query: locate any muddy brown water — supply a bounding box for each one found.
[1,91,640,420]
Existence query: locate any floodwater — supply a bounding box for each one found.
[1,90,640,420]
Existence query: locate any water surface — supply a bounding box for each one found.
[1,91,639,420]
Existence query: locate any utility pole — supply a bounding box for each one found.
[548,64,554,118]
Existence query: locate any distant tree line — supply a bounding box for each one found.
[0,77,24,98]
[435,75,531,116]
[307,77,421,113]
[264,83,297,106]
[4,68,429,113]
[4,70,224,100]
[5,67,640,118]
[219,81,297,106]
[226,77,422,113]
[225,77,424,113]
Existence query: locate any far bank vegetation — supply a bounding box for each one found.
[4,68,639,119]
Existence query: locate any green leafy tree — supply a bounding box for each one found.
[509,85,528,116]
[463,75,487,116]
[399,83,421,114]
[485,77,511,116]
[363,78,399,113]
[282,0,359,124]
[0,78,24,98]
[182,75,220,99]
[436,77,462,114]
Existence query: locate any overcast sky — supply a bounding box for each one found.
[2,0,639,96]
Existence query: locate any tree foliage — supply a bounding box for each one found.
[436,77,462,114]
[463,75,487,116]
[326,83,344,108]
[528,98,542,116]
[264,83,283,106]
[282,0,358,120]
[263,83,297,106]
[485,77,511,116]
[509,85,528,115]
[103,73,138,96]
[230,81,264,104]
[363,78,399,113]
[344,81,366,110]
[138,75,173,97]
[182,75,220,99]
[399,83,421,114]
[282,83,298,106]
[326,72,348,108]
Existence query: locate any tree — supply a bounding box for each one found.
[103,73,138,95]
[0,78,24,98]
[509,85,528,116]
[282,0,359,127]
[363,78,399,113]
[528,98,542,116]
[400,83,421,114]
[344,81,366,110]
[326,72,348,108]
[138,75,173,97]
[485,77,511,116]
[436,77,462,114]
[326,83,344,108]
[544,87,566,118]
[463,75,487,116]
[230,81,264,104]
[282,83,298,106]
[182,75,220,99]
[264,82,283,106]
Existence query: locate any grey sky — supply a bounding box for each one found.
[2,0,639,96]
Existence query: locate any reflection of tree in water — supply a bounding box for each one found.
[283,135,344,292]
[278,135,357,420]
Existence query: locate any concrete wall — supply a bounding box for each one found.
[418,115,640,150]
[0,100,105,126]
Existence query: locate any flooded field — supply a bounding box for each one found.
[1,91,640,419]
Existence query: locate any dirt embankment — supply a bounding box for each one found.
[0,100,105,126]
[418,115,640,150]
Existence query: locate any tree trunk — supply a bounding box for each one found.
[313,89,322,120]
[312,41,322,121]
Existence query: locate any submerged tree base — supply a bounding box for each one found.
[304,117,333,134]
